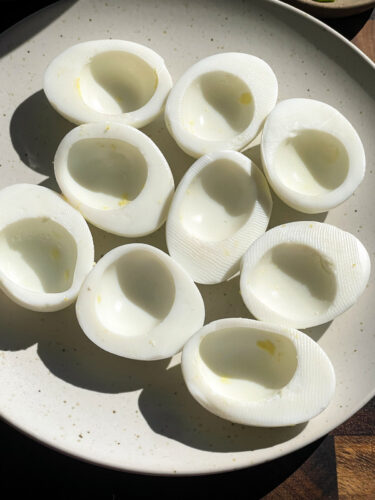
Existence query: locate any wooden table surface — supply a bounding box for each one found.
[0,1,374,498]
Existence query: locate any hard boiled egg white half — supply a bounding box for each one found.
[0,184,94,312]
[54,122,174,237]
[261,98,365,213]
[166,151,272,284]
[240,221,370,329]
[182,318,335,427]
[76,244,205,361]
[165,53,278,158]
[44,40,172,128]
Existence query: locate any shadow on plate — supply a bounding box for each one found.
[141,114,193,186]
[10,90,74,177]
[198,276,253,324]
[303,320,333,342]
[138,364,307,453]
[0,0,77,58]
[0,291,168,393]
[269,186,328,228]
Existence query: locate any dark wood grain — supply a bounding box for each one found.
[335,436,375,498]
[265,437,339,499]
[352,10,375,60]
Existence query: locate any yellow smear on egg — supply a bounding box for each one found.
[239,92,252,105]
[257,339,276,356]
[153,69,159,91]
[76,77,81,96]
[51,247,60,260]
[97,295,102,304]
[118,193,129,207]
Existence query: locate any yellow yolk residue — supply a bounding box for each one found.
[118,194,130,207]
[51,247,60,260]
[256,339,276,356]
[239,92,252,105]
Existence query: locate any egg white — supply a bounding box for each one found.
[165,52,278,158]
[44,39,172,128]
[261,98,366,214]
[166,150,272,284]
[240,221,370,329]
[0,184,94,312]
[76,243,205,360]
[54,122,174,237]
[182,318,336,427]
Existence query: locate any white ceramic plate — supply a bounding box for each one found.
[0,0,374,476]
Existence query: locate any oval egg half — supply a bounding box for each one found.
[240,221,371,329]
[54,122,174,237]
[165,52,278,158]
[261,98,365,213]
[44,39,172,128]
[0,184,94,312]
[182,318,335,427]
[166,151,272,284]
[76,243,205,360]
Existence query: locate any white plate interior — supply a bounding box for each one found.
[0,0,374,475]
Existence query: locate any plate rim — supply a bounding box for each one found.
[285,0,375,18]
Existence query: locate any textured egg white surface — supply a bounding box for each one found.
[54,122,174,236]
[240,221,370,329]
[165,52,278,158]
[261,98,366,214]
[166,150,272,284]
[44,39,172,128]
[0,0,374,476]
[182,318,335,427]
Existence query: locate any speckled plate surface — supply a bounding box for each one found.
[0,0,374,476]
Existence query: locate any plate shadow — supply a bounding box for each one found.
[138,364,307,453]
[10,90,75,177]
[0,290,168,394]
[0,0,77,58]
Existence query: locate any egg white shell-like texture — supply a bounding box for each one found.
[165,52,278,158]
[240,221,371,329]
[261,98,366,214]
[0,184,94,312]
[44,40,172,128]
[76,243,205,361]
[182,318,336,427]
[166,150,272,284]
[54,122,174,237]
